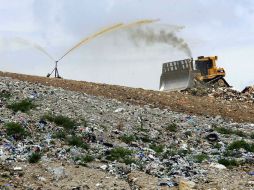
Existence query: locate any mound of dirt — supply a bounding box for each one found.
[0,71,253,123]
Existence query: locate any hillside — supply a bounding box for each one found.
[0,72,253,190]
[0,71,254,123]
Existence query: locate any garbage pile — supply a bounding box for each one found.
[183,85,254,103]
[0,76,253,189]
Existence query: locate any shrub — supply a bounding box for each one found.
[120,134,136,144]
[213,143,222,149]
[7,99,36,113]
[43,114,76,131]
[106,147,133,164]
[52,131,66,140]
[122,157,136,165]
[215,127,232,134]
[42,114,55,122]
[177,149,190,156]
[140,135,152,143]
[0,91,11,99]
[5,122,27,139]
[166,123,177,132]
[54,115,76,130]
[193,153,209,163]
[218,158,239,168]
[233,130,247,137]
[68,136,89,149]
[28,152,42,163]
[75,155,94,166]
[149,144,164,154]
[227,140,254,152]
[215,127,247,137]
[162,149,177,158]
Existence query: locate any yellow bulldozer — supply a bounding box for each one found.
[159,56,230,91]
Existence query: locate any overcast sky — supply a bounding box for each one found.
[0,0,253,90]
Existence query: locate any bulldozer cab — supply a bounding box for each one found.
[195,56,225,80]
[195,56,213,76]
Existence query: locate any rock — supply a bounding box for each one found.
[209,163,226,170]
[13,166,22,171]
[48,167,67,181]
[178,179,196,190]
[100,165,107,170]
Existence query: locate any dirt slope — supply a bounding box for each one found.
[0,71,253,123]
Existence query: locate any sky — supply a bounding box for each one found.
[0,0,254,90]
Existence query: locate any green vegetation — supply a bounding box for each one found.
[250,133,254,139]
[68,136,89,149]
[215,127,247,137]
[52,131,66,140]
[0,91,11,99]
[166,123,177,132]
[215,127,232,134]
[106,147,135,164]
[120,134,136,144]
[213,143,222,149]
[28,152,42,163]
[149,144,164,154]
[5,122,28,139]
[193,153,209,163]
[75,155,94,166]
[140,135,152,143]
[218,158,239,168]
[177,149,190,156]
[227,140,254,152]
[163,149,177,158]
[7,99,35,113]
[43,114,76,131]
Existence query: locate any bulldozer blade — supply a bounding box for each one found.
[159,59,195,91]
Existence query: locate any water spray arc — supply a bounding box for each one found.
[46,19,159,78]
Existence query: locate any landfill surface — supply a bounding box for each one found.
[0,72,253,190]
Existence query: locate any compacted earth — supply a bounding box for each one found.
[0,71,253,190]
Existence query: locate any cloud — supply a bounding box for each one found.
[0,0,254,90]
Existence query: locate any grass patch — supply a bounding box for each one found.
[75,155,94,166]
[140,135,152,143]
[68,136,89,149]
[120,134,136,144]
[218,158,239,168]
[233,130,248,137]
[193,153,209,163]
[43,114,76,131]
[214,143,222,149]
[177,149,190,156]
[28,152,42,163]
[7,99,35,113]
[136,127,149,133]
[0,91,11,99]
[227,140,254,152]
[106,147,134,164]
[5,122,28,140]
[215,127,247,137]
[163,149,178,158]
[52,131,66,140]
[215,127,232,134]
[149,144,164,154]
[166,123,177,132]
